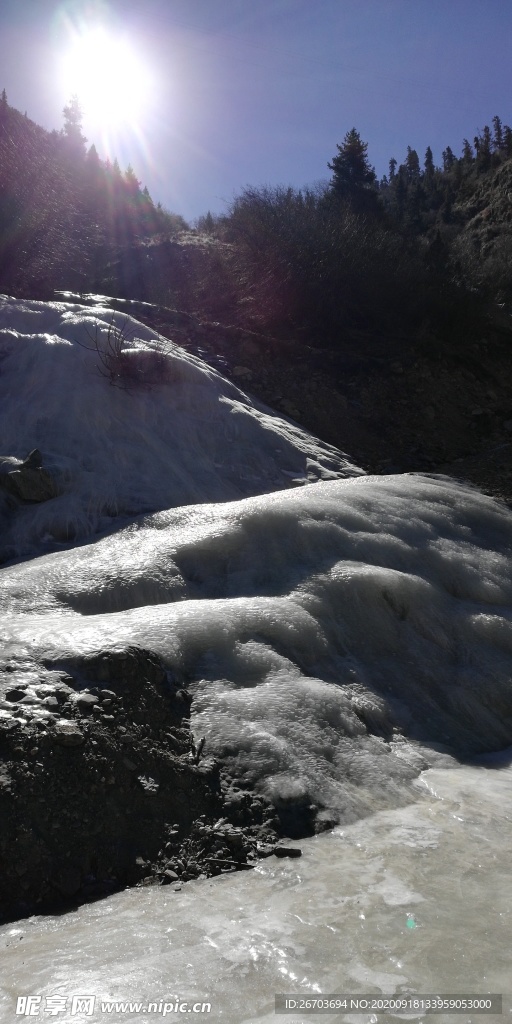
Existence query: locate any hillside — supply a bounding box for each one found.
[1,97,512,507]
[83,293,512,510]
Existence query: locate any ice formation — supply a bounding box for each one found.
[0,296,362,561]
[1,295,512,826]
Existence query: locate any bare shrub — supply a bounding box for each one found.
[222,184,428,338]
[78,315,171,391]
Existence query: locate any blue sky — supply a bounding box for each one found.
[1,0,511,222]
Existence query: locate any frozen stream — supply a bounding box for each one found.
[1,760,511,1024]
[1,297,512,1023]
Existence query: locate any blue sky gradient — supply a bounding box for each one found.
[1,0,511,221]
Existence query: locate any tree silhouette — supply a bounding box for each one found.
[327,128,379,213]
[461,139,473,165]
[62,96,86,157]
[424,146,434,179]
[442,146,455,171]
[492,115,503,152]
[405,146,420,181]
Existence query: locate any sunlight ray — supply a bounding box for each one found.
[59,20,154,132]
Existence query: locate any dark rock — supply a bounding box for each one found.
[53,865,82,897]
[24,449,43,469]
[255,843,278,858]
[52,722,84,747]
[76,693,100,710]
[0,647,279,924]
[220,826,247,849]
[162,869,179,883]
[0,448,60,503]
[4,689,27,702]
[0,717,18,733]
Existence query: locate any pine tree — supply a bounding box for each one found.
[477,126,492,169]
[62,96,86,157]
[391,165,408,223]
[492,115,503,152]
[124,165,141,196]
[452,157,463,189]
[84,144,103,208]
[327,128,379,213]
[482,124,492,151]
[405,180,424,231]
[388,157,397,180]
[442,146,455,172]
[423,146,435,185]
[86,143,100,165]
[405,146,420,181]
[0,88,7,128]
[461,139,473,165]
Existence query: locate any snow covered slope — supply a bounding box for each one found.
[0,296,362,560]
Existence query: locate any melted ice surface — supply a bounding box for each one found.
[1,760,511,1023]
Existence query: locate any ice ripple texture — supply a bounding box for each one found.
[2,471,512,824]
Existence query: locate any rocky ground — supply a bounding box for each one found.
[0,647,296,924]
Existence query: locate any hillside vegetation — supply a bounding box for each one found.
[1,93,512,501]
[0,93,186,299]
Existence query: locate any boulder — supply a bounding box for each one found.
[0,449,60,502]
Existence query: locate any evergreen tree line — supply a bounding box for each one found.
[195,118,512,341]
[0,89,511,347]
[379,115,512,233]
[0,91,187,298]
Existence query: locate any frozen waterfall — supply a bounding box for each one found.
[1,295,511,1021]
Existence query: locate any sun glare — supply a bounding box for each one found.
[60,25,153,131]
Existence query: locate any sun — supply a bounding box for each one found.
[59,25,153,131]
